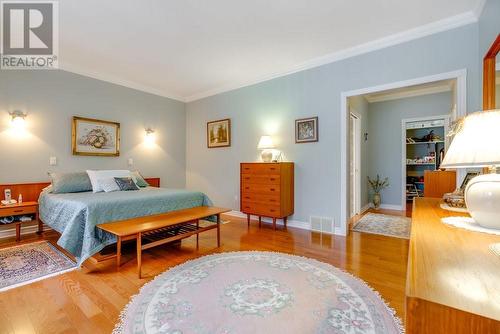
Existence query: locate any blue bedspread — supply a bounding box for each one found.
[39,187,213,265]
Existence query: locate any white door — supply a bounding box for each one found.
[349,113,361,218]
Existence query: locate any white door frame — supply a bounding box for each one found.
[401,114,450,209]
[349,112,361,218]
[339,69,467,236]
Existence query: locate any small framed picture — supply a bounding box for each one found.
[207,118,231,148]
[72,116,120,156]
[460,171,480,190]
[295,117,318,143]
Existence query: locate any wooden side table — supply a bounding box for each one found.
[0,201,39,242]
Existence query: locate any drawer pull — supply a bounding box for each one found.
[245,196,250,200]
[270,209,276,212]
[270,178,276,181]
[245,206,250,209]
[245,177,250,180]
[269,199,276,202]
[13,210,23,213]
[245,187,250,190]
[270,167,276,170]
[270,188,275,191]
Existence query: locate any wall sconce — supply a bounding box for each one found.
[144,128,155,145]
[9,111,27,129]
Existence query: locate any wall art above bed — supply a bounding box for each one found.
[72,116,120,156]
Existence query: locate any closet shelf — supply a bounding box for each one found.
[406,141,444,145]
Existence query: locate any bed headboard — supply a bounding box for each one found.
[0,177,161,202]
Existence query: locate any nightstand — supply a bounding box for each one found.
[0,201,40,242]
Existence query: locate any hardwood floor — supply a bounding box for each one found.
[0,214,409,334]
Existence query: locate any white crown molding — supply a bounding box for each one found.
[473,0,487,19]
[57,8,480,104]
[364,84,452,103]
[59,62,186,102]
[185,11,478,102]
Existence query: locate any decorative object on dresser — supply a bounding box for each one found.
[440,110,500,229]
[257,135,275,162]
[295,117,318,143]
[72,116,120,156]
[207,118,231,148]
[240,162,294,230]
[406,198,500,333]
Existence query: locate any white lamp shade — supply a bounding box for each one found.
[441,110,500,168]
[257,135,275,149]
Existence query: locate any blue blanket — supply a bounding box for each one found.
[39,187,213,265]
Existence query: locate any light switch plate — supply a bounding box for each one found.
[49,156,57,166]
[128,158,134,166]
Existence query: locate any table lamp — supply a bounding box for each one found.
[440,109,500,229]
[258,135,275,162]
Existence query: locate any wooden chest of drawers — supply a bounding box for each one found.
[240,162,294,229]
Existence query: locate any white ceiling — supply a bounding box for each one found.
[59,0,485,102]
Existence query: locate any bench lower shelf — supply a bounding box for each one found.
[116,215,222,278]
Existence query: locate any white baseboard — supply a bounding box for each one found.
[379,204,404,211]
[225,211,311,231]
[364,203,404,211]
[360,204,371,214]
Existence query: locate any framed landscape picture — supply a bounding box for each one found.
[207,118,231,148]
[72,116,120,156]
[295,116,318,143]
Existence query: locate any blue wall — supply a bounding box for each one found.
[367,92,452,207]
[186,23,480,228]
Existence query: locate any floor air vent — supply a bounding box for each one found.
[310,216,334,233]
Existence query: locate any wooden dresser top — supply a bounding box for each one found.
[407,198,500,321]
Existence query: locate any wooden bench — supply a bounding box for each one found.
[97,206,230,278]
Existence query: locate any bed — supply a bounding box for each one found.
[38,187,212,266]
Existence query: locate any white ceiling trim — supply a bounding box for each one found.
[59,8,480,104]
[60,62,186,102]
[364,84,452,103]
[473,0,487,18]
[185,11,478,102]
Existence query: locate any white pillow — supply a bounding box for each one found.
[99,177,121,192]
[86,170,134,193]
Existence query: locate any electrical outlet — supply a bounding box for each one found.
[128,158,134,166]
[49,156,57,166]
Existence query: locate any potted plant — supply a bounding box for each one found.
[367,175,389,209]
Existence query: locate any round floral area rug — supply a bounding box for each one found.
[114,252,403,334]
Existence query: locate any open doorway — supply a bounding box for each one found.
[344,71,466,237]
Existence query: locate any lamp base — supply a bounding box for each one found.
[465,173,500,229]
[261,150,273,163]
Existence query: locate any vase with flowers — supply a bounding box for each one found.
[368,175,389,209]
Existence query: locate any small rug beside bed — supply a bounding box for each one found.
[0,241,76,292]
[352,213,411,239]
[114,251,402,334]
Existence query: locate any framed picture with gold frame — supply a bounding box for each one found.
[207,118,231,148]
[72,116,120,156]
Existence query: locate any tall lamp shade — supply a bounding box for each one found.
[441,109,500,229]
[258,135,275,162]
